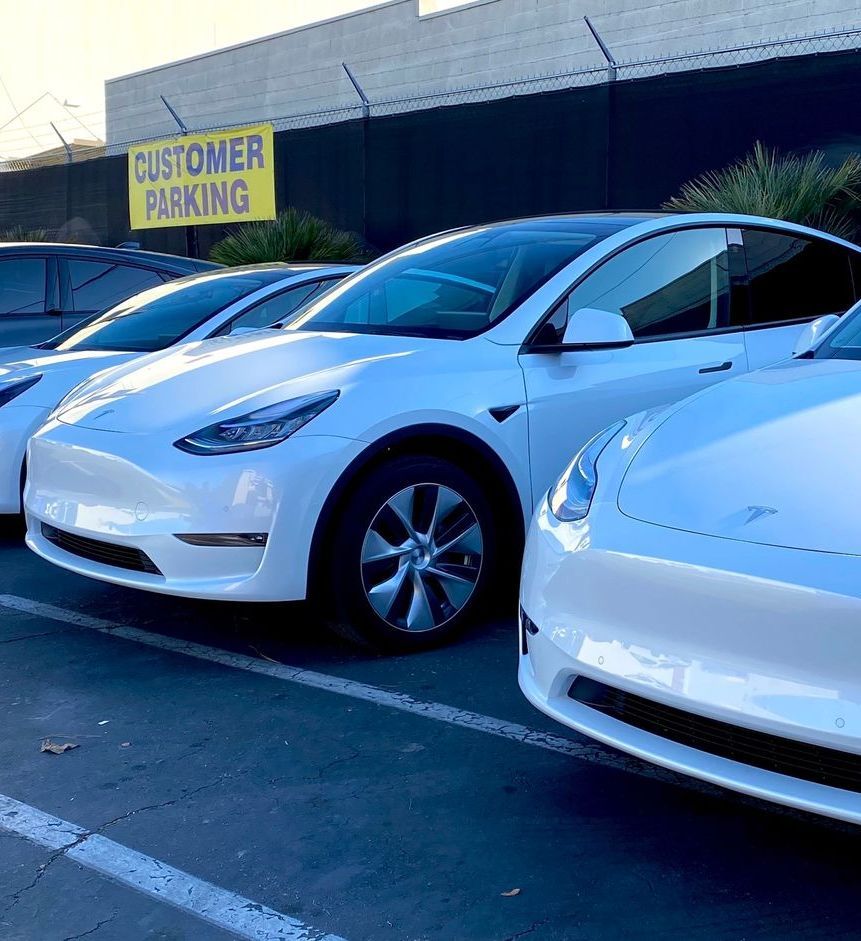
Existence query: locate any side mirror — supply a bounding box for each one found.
[792,314,840,357]
[562,307,634,349]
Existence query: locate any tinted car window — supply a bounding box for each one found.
[288,220,617,339]
[562,228,731,340]
[743,230,856,325]
[851,255,861,302]
[42,272,283,353]
[218,280,333,336]
[0,257,47,314]
[69,260,165,313]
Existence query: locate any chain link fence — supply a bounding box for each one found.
[3,22,861,170]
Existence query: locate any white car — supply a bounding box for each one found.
[24,213,861,650]
[0,263,356,512]
[518,301,861,824]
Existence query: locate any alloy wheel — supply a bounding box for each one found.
[360,483,483,633]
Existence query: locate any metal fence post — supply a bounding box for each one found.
[342,63,370,242]
[50,122,73,164]
[159,95,199,258]
[584,16,617,209]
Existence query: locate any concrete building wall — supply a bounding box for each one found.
[105,0,860,146]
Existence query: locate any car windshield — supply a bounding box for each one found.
[40,269,293,353]
[284,220,619,339]
[814,300,861,360]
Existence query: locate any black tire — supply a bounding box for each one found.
[319,454,499,652]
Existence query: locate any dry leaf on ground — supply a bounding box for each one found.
[40,739,79,755]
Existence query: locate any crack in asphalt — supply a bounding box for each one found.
[90,776,228,838]
[503,917,551,940]
[3,841,72,914]
[1,776,230,918]
[0,627,78,645]
[63,913,117,940]
[315,745,361,780]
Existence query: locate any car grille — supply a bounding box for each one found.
[41,523,162,576]
[569,676,861,794]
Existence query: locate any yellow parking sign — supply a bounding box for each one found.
[128,123,276,230]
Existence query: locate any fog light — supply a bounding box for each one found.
[174,533,268,547]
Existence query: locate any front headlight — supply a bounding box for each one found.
[549,421,625,522]
[174,390,339,455]
[0,375,41,408]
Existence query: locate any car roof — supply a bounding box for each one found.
[419,211,861,251]
[163,262,361,288]
[440,212,667,237]
[0,242,221,273]
[216,262,361,273]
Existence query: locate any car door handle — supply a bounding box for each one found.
[699,360,733,374]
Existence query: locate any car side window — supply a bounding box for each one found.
[217,281,334,336]
[0,257,47,314]
[742,230,856,326]
[68,260,165,314]
[558,228,732,341]
[850,255,861,303]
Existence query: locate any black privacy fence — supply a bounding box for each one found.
[2,48,861,259]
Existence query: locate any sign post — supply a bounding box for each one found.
[127,123,276,240]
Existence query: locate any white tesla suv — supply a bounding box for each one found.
[24,213,861,649]
[0,264,355,513]
[519,301,861,823]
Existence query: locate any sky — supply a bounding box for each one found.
[0,0,386,159]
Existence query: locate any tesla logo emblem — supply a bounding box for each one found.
[745,505,778,525]
[92,409,115,422]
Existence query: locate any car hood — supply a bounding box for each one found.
[618,358,861,556]
[55,329,446,434]
[0,346,136,408]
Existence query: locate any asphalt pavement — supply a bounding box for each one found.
[0,518,860,941]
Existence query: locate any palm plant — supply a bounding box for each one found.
[663,142,861,239]
[0,224,50,242]
[210,208,364,266]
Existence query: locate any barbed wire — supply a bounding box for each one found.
[3,22,861,171]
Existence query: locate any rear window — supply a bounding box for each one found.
[0,257,47,314]
[68,260,165,313]
[43,272,287,353]
[743,230,856,325]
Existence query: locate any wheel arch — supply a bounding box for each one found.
[307,423,527,596]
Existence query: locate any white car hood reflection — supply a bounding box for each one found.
[56,329,434,435]
[618,358,861,556]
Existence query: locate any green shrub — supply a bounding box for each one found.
[0,224,50,242]
[210,208,364,266]
[663,142,861,239]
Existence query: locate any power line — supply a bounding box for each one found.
[0,75,43,148]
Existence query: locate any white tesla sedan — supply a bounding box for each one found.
[24,213,861,649]
[0,264,355,513]
[519,302,861,824]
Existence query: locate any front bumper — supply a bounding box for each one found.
[0,405,51,514]
[24,419,365,601]
[519,498,861,824]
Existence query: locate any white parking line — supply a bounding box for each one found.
[0,794,345,941]
[0,593,678,784]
